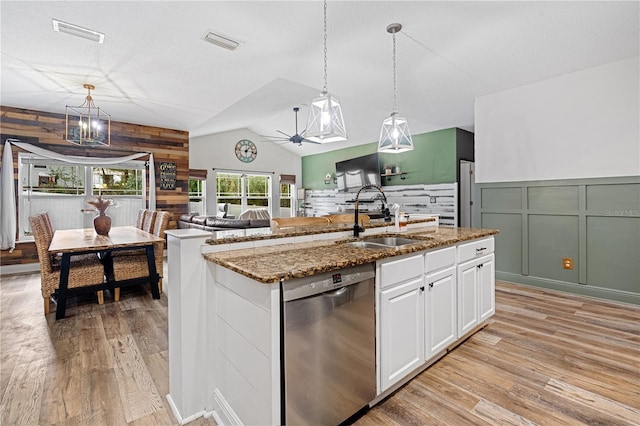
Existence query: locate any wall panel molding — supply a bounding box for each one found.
[479,175,640,304]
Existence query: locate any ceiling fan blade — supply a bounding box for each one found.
[301,137,322,145]
[260,134,290,141]
[276,130,293,138]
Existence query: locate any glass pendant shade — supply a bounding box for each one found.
[378,23,413,154]
[378,112,414,153]
[306,91,347,143]
[65,84,111,146]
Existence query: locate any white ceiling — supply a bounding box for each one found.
[1,1,638,156]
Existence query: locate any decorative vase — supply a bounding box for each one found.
[93,213,112,236]
[87,195,114,235]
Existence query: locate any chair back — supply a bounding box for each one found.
[153,211,171,238]
[135,209,147,229]
[41,212,55,237]
[142,210,157,233]
[29,214,54,273]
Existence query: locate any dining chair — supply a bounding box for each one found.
[29,214,106,315]
[135,209,147,229]
[112,210,171,300]
[141,210,157,233]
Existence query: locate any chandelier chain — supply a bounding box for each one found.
[323,0,328,92]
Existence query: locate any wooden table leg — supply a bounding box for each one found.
[146,245,160,299]
[55,253,71,320]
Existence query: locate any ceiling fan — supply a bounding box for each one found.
[263,107,320,146]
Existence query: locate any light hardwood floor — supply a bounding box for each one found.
[356,282,640,425]
[1,270,638,425]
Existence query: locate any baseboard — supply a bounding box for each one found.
[0,263,40,276]
[166,394,210,425]
[497,272,640,305]
[213,389,242,426]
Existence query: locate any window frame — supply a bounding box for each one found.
[215,171,272,218]
[17,153,146,241]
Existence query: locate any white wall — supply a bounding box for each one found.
[475,57,640,183]
[189,128,302,216]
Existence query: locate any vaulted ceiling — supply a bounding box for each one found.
[1,1,638,156]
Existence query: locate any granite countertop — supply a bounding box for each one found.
[204,226,499,284]
[205,217,437,244]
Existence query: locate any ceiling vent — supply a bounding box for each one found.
[202,31,240,51]
[52,19,104,44]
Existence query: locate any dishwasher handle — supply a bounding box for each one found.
[283,264,375,302]
[323,286,349,298]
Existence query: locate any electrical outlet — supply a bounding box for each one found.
[563,258,573,270]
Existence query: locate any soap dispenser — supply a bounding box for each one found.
[390,203,401,231]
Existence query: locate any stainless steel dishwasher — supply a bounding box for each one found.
[281,263,376,426]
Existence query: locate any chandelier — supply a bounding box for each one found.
[65,84,111,146]
[378,23,413,153]
[305,0,347,143]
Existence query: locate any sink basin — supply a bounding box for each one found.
[363,236,420,247]
[347,241,392,249]
[346,236,421,249]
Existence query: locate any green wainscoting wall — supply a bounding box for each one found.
[301,128,459,189]
[478,176,640,304]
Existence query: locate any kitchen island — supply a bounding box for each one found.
[165,219,498,425]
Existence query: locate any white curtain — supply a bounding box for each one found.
[0,140,155,251]
[0,142,17,251]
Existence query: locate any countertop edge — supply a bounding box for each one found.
[204,227,499,284]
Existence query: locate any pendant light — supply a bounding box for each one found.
[305,0,347,143]
[378,23,413,153]
[66,84,111,146]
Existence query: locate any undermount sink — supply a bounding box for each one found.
[347,241,392,249]
[363,236,421,247]
[346,236,422,249]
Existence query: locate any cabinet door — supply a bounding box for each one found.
[457,259,478,337]
[425,266,457,360]
[478,254,495,322]
[379,277,425,391]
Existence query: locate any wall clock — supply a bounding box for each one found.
[235,139,257,163]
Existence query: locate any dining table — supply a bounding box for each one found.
[48,226,164,320]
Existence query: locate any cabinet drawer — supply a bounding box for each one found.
[425,246,456,273]
[380,254,424,289]
[457,237,494,263]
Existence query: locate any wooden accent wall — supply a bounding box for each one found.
[0,106,189,267]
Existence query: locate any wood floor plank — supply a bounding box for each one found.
[109,334,164,423]
[1,271,638,426]
[545,378,640,425]
[0,358,47,425]
[470,398,538,426]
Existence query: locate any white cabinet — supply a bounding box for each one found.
[379,277,425,391]
[378,254,424,392]
[424,246,457,361]
[457,252,495,337]
[378,237,495,395]
[457,258,480,336]
[479,254,495,322]
[424,265,457,360]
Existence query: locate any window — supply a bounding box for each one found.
[18,154,146,240]
[279,183,293,217]
[216,172,271,218]
[92,167,143,196]
[278,174,296,218]
[188,178,206,215]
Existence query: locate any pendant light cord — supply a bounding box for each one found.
[392,30,397,114]
[322,0,328,93]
